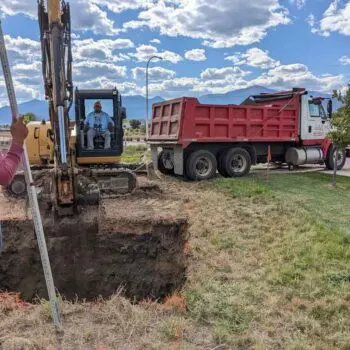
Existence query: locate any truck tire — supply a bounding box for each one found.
[217,152,229,177]
[186,150,217,181]
[3,174,27,199]
[222,147,251,177]
[158,151,174,175]
[325,145,346,170]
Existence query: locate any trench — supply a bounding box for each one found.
[0,191,189,302]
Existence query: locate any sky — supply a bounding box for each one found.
[0,0,349,107]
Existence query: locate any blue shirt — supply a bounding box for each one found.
[85,111,114,132]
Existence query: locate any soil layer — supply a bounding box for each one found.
[0,184,189,301]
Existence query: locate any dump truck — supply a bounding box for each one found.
[149,88,346,180]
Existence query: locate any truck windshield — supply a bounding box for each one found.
[309,102,321,118]
[320,104,327,119]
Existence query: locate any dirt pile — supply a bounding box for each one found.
[0,181,189,301]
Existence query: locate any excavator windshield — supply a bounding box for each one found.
[75,88,125,163]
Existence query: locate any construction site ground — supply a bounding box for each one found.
[1,172,350,349]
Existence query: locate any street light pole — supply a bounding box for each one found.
[146,55,163,140]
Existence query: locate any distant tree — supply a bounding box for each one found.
[129,119,141,130]
[139,124,146,134]
[23,112,37,124]
[328,84,350,186]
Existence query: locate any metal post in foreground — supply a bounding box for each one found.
[0,20,62,330]
[146,55,163,140]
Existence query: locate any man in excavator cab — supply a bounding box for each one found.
[84,101,114,150]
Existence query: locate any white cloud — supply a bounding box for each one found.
[200,67,251,80]
[131,45,183,63]
[306,13,318,34]
[1,0,291,47]
[91,0,147,13]
[0,77,40,108]
[72,38,134,62]
[308,1,350,37]
[339,56,350,65]
[73,61,127,81]
[11,62,42,86]
[124,0,290,48]
[150,39,161,45]
[224,55,241,64]
[0,46,43,107]
[184,49,207,61]
[0,0,36,17]
[131,67,176,80]
[290,0,306,9]
[148,77,200,97]
[0,0,120,35]
[4,35,41,64]
[252,63,346,92]
[75,77,144,95]
[70,1,120,35]
[225,48,280,69]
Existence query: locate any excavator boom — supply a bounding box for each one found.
[24,0,139,214]
[38,0,75,211]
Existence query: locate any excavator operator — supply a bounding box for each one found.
[84,101,114,150]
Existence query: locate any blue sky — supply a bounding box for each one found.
[0,0,349,106]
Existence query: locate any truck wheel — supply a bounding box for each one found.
[186,150,217,181]
[158,151,174,175]
[325,146,346,170]
[3,174,27,199]
[222,147,251,177]
[217,152,229,177]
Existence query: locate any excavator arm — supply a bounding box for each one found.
[38,0,75,212]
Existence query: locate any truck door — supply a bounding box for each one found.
[300,95,329,141]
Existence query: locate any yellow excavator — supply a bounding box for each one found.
[4,0,137,215]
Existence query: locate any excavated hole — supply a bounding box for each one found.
[0,189,189,302]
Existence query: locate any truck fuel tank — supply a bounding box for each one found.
[285,147,324,166]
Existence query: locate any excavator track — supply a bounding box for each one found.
[91,167,137,198]
[2,168,138,206]
[75,168,137,203]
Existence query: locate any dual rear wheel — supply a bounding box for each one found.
[185,147,252,181]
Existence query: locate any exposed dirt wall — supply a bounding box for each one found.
[0,185,189,301]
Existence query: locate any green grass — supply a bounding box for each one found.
[121,144,147,163]
[216,172,350,235]
[184,172,350,348]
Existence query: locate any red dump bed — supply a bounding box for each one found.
[150,97,300,148]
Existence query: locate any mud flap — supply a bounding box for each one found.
[173,146,184,176]
[149,145,162,179]
[146,162,162,180]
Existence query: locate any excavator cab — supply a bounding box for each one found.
[75,88,126,166]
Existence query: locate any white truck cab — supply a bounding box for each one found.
[300,94,331,141]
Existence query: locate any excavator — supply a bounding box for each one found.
[5,0,137,215]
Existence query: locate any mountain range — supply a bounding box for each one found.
[0,86,341,124]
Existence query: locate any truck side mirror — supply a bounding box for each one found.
[327,100,333,119]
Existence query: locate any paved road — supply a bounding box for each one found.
[252,158,350,177]
[323,158,350,177]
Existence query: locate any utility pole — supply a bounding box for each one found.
[146,55,162,140]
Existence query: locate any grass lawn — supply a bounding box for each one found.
[121,144,147,163]
[183,172,350,349]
